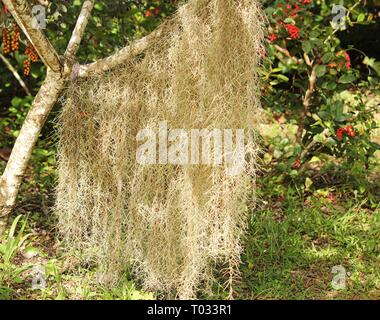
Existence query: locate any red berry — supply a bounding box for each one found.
[285,24,300,39]
[345,125,355,138]
[336,128,344,141]
[293,158,301,169]
[268,33,277,42]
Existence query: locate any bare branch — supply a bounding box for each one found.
[2,0,62,72]
[274,44,298,64]
[296,64,318,143]
[65,0,95,58]
[78,28,163,77]
[0,52,31,95]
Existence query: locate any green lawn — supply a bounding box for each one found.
[239,197,380,299]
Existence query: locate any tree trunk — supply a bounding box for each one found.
[0,70,64,229]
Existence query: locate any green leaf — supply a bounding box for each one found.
[309,156,321,163]
[11,97,22,108]
[302,41,312,54]
[273,74,289,82]
[283,18,294,24]
[363,56,380,76]
[325,137,338,148]
[321,52,334,64]
[327,82,337,90]
[316,65,327,77]
[357,13,365,22]
[305,177,313,191]
[8,215,22,239]
[339,74,356,83]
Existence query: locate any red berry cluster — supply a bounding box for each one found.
[2,28,11,54]
[11,22,20,52]
[328,51,351,70]
[280,3,301,19]
[268,0,313,42]
[23,58,31,76]
[285,23,300,40]
[339,51,351,69]
[2,22,20,54]
[145,7,160,17]
[24,44,39,76]
[292,158,301,169]
[336,125,356,141]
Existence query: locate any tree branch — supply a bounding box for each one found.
[78,27,164,77]
[274,44,298,64]
[2,0,62,72]
[0,52,31,95]
[296,64,318,144]
[64,0,94,58]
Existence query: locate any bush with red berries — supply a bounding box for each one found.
[260,0,380,202]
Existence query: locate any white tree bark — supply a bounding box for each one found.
[64,0,94,58]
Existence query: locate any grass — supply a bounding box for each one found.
[239,194,380,300]
[0,186,379,300]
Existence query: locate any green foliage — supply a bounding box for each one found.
[41,0,178,62]
[0,215,32,299]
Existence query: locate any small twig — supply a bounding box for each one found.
[0,52,31,95]
[274,44,299,64]
[303,52,313,67]
[296,63,318,144]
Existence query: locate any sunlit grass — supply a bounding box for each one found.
[237,197,380,299]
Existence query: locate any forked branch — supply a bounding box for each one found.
[0,0,95,225]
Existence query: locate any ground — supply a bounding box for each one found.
[0,189,379,300]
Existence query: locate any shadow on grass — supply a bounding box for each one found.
[238,197,380,300]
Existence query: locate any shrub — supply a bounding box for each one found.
[260,0,380,204]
